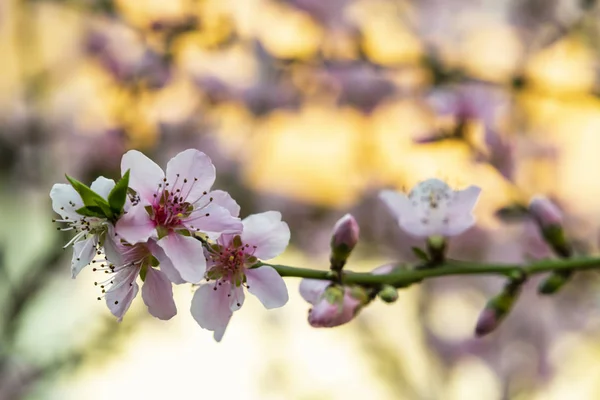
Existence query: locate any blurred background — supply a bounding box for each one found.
[2,0,600,399]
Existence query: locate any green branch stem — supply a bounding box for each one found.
[255,256,600,288]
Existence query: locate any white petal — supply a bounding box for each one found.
[106,268,140,321]
[229,285,245,311]
[378,190,412,221]
[399,218,438,238]
[165,149,216,203]
[245,266,289,309]
[240,211,290,260]
[50,183,83,219]
[90,176,116,199]
[157,233,206,283]
[299,279,329,305]
[102,228,124,267]
[190,282,233,331]
[208,190,241,217]
[451,185,482,214]
[440,214,476,237]
[115,204,157,244]
[121,150,164,204]
[142,268,177,320]
[183,203,242,237]
[71,236,98,278]
[147,240,185,284]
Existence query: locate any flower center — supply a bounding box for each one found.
[205,235,258,286]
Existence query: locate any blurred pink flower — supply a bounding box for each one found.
[379,178,481,238]
[528,196,563,228]
[115,149,242,283]
[190,211,290,342]
[50,176,115,278]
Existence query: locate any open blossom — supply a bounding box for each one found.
[98,235,178,321]
[379,179,481,238]
[50,176,115,278]
[190,211,290,342]
[115,149,242,283]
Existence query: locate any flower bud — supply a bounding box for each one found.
[377,285,398,303]
[528,196,572,259]
[538,270,572,295]
[474,279,522,337]
[330,214,360,271]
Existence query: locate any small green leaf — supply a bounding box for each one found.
[140,264,149,281]
[76,206,108,219]
[65,174,113,219]
[108,169,130,215]
[411,247,429,262]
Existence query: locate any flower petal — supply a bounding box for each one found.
[147,240,185,284]
[208,190,241,217]
[240,211,290,260]
[299,279,329,305]
[378,190,412,221]
[142,268,177,320]
[157,233,206,283]
[190,282,233,331]
[71,236,98,278]
[90,176,116,199]
[165,149,216,203]
[50,183,83,219]
[229,285,245,311]
[121,150,164,204]
[451,185,481,214]
[102,229,124,267]
[440,214,476,237]
[183,203,242,237]
[115,204,156,244]
[245,266,289,309]
[106,268,140,321]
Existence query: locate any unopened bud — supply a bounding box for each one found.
[528,196,572,258]
[308,285,363,328]
[378,285,399,303]
[330,214,360,271]
[474,279,522,337]
[538,270,573,295]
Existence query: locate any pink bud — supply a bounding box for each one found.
[528,196,563,228]
[474,308,500,337]
[331,214,360,251]
[308,290,362,328]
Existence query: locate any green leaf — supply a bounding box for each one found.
[76,206,108,219]
[411,247,429,262]
[108,169,130,215]
[65,174,113,219]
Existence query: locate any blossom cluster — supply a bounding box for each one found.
[52,149,487,340]
[51,149,289,341]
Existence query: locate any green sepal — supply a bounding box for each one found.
[538,270,572,295]
[156,226,169,239]
[411,247,429,262]
[140,264,149,281]
[206,269,223,280]
[323,285,344,304]
[150,256,160,267]
[66,174,113,219]
[232,235,243,248]
[107,169,130,215]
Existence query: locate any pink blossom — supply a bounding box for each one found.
[50,176,116,278]
[190,211,290,341]
[99,235,177,321]
[379,179,481,238]
[115,149,242,283]
[299,280,363,328]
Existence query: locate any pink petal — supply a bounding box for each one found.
[299,279,329,305]
[451,185,481,214]
[190,282,233,332]
[115,204,157,244]
[245,266,288,309]
[240,211,290,260]
[147,240,185,284]
[399,218,437,238]
[208,190,241,217]
[50,184,83,219]
[183,203,242,237]
[230,285,245,311]
[71,236,98,278]
[106,268,140,321]
[165,149,216,204]
[142,267,177,320]
[378,190,412,221]
[440,214,476,237]
[90,176,116,199]
[121,150,164,204]
[102,229,124,267]
[157,232,206,283]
